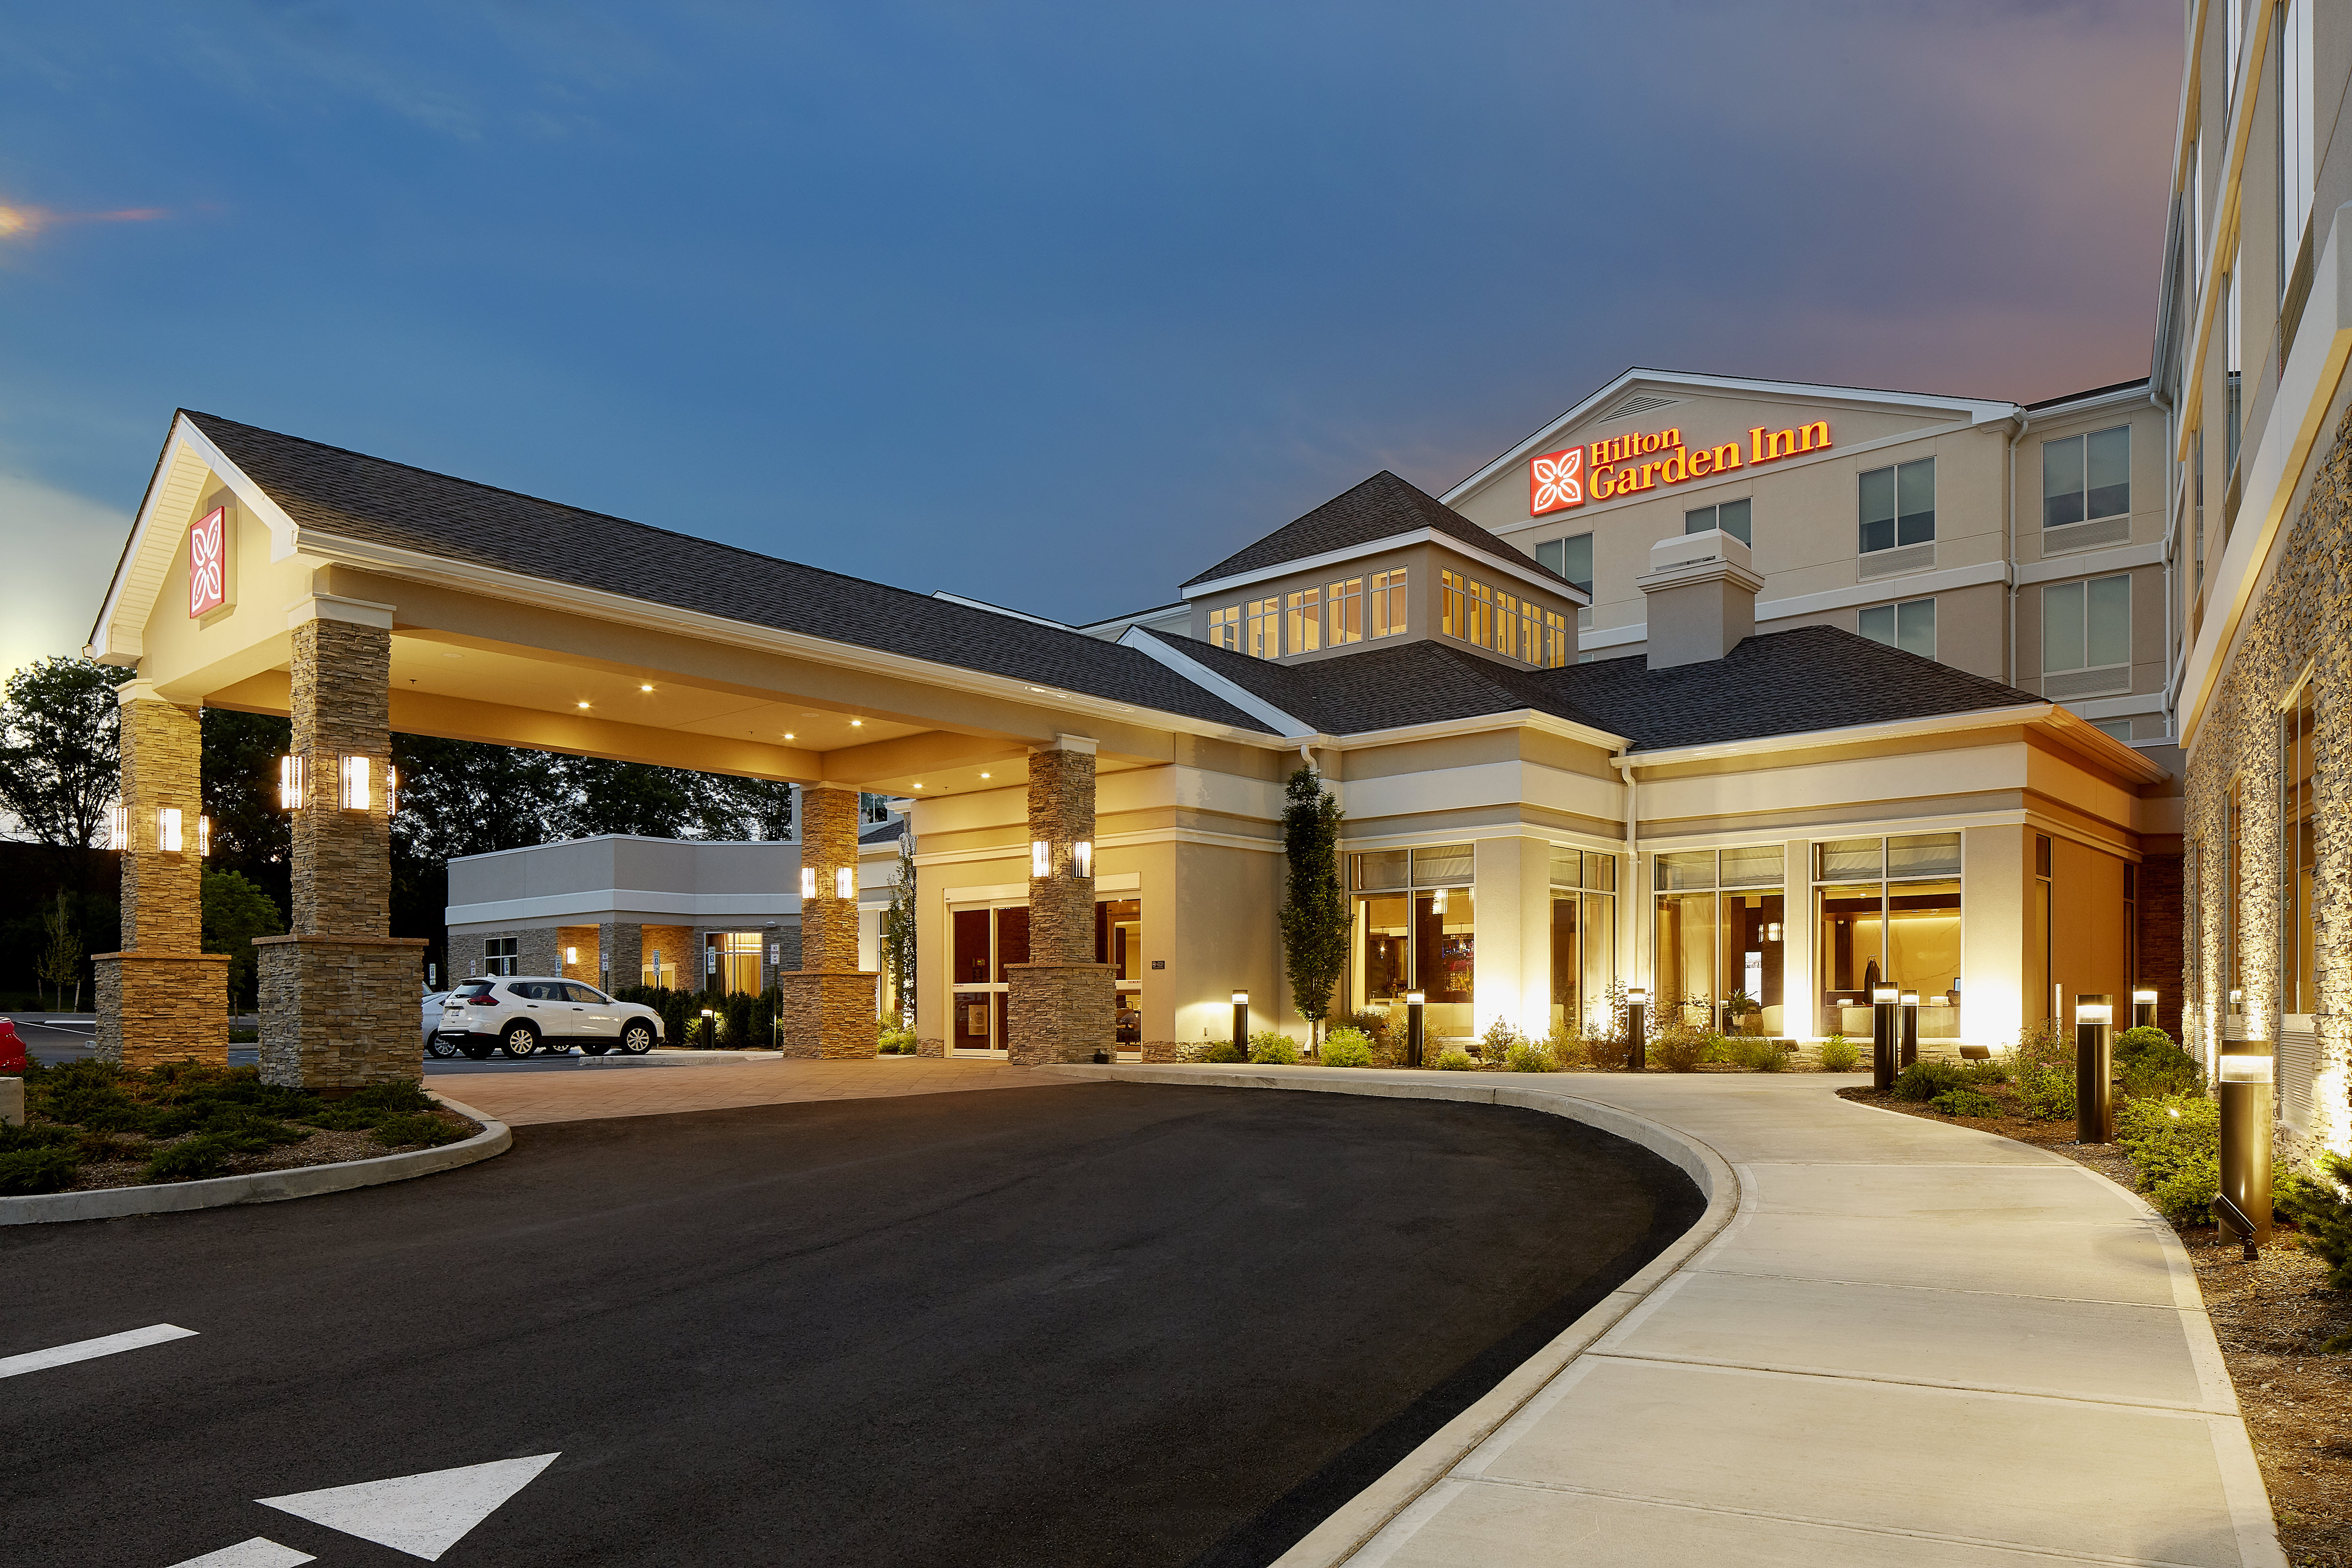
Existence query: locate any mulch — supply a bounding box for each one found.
[54,1106,480,1193]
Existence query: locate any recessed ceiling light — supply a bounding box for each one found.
[576,701,590,709]
[784,732,795,740]
[850,719,863,727]
[980,772,991,779]
[639,684,653,692]
[913,782,923,789]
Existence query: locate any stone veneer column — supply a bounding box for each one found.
[774,785,877,1058]
[255,608,427,1089]
[1007,737,1114,1065]
[599,922,642,993]
[95,683,230,1066]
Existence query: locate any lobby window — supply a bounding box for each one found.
[1813,833,1962,1039]
[1208,605,1240,652]
[1370,568,1407,637]
[2043,575,2131,677]
[1549,846,1619,1037]
[1245,596,1279,659]
[1859,597,1935,658]
[1685,498,1752,546]
[1286,586,1322,654]
[2042,427,2130,528]
[1535,533,1594,597]
[1327,578,1362,645]
[482,937,517,977]
[2283,677,2318,1015]
[708,931,761,997]
[1653,844,1784,1034]
[1350,844,1478,1048]
[1859,458,1934,554]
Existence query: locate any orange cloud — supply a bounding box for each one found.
[0,204,167,240]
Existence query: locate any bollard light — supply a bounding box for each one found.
[2217,1046,2274,1254]
[1406,990,1427,1068]
[2074,995,2114,1144]
[1625,986,1650,1073]
[1899,991,1920,1070]
[1871,987,1899,1090]
[1231,990,1249,1058]
[2132,988,2159,1030]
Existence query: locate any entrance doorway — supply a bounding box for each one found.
[950,905,1027,1055]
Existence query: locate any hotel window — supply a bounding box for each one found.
[2042,427,2130,527]
[1494,591,1521,660]
[1813,833,1962,1039]
[1549,846,1619,1038]
[2034,834,2053,1025]
[2283,677,2318,1015]
[482,937,518,977]
[1467,579,1493,648]
[1441,570,1465,639]
[1327,578,1362,645]
[1653,844,1784,1035]
[1350,844,1479,1048]
[2280,0,2315,287]
[1286,586,1322,654]
[2043,575,2130,679]
[2092,718,2134,743]
[1208,605,1240,652]
[2225,256,2242,479]
[1859,598,1935,659]
[1544,609,1569,668]
[1684,498,1751,546]
[1441,570,1495,647]
[1859,458,1934,554]
[1245,596,1280,659]
[1534,533,1594,597]
[707,931,762,997]
[1370,568,1407,637]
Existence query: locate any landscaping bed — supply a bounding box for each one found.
[1843,1039,2352,1568]
[0,1060,479,1197]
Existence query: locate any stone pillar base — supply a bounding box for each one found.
[915,1036,946,1059]
[256,935,429,1089]
[93,952,232,1068]
[1006,963,1115,1066]
[1140,1039,1181,1065]
[776,970,878,1059]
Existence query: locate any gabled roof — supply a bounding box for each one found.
[1179,470,1573,594]
[174,413,1277,734]
[1163,624,2046,753]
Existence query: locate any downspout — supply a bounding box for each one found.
[2151,382,2177,739]
[2006,408,2030,688]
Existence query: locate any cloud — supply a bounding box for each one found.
[0,468,131,682]
[0,204,168,241]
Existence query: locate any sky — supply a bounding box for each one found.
[0,1,2182,684]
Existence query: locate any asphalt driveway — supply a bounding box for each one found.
[4,1081,1700,1568]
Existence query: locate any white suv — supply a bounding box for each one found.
[437,977,663,1060]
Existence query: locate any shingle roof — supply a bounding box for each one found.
[1179,470,1572,592]
[1162,625,2042,751]
[859,819,907,845]
[185,413,1274,734]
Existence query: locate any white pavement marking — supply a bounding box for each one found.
[0,1323,196,1379]
[258,1453,560,1561]
[163,1539,316,1568]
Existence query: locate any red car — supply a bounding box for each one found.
[0,1019,25,1074]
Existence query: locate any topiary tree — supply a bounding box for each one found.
[1277,766,1346,1046]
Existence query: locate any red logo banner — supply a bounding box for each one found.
[188,506,225,618]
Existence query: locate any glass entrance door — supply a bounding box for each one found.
[949,904,1028,1054]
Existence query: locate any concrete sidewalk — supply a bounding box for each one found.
[1069,1066,2282,1568]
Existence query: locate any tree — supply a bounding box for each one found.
[202,868,285,1010]
[36,890,84,1012]
[202,709,293,921]
[1277,766,1347,1044]
[0,656,130,850]
[881,826,916,1027]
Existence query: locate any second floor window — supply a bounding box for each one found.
[1859,458,1934,554]
[1534,533,1593,597]
[2042,426,2130,527]
[1369,568,1407,637]
[1245,596,1279,659]
[1685,498,1751,545]
[2043,574,2131,674]
[1859,597,1935,658]
[1286,587,1322,654]
[1208,605,1240,651]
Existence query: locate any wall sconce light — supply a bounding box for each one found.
[800,867,817,899]
[1033,840,1052,877]
[158,807,183,853]
[835,866,855,899]
[199,815,211,857]
[278,754,304,810]
[340,755,371,812]
[1764,922,1784,943]
[106,804,127,851]
[564,947,579,965]
[1073,840,1092,877]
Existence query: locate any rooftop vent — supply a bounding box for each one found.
[1597,393,1678,422]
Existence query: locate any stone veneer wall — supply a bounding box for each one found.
[97,693,227,1066]
[642,924,693,988]
[516,927,562,980]
[287,618,391,937]
[799,787,860,969]
[599,922,643,991]
[1026,747,1096,963]
[2185,399,2352,1170]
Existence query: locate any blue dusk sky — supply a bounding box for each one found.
[1,2,2179,682]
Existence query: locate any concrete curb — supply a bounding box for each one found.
[1043,1063,1739,1568]
[0,1092,512,1226]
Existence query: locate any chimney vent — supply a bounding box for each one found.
[1635,530,1764,669]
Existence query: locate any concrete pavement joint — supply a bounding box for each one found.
[1579,1348,2237,1416]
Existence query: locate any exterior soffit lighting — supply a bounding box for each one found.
[785,732,795,740]
[640,684,654,692]
[979,772,991,779]
[850,719,863,727]
[576,700,590,709]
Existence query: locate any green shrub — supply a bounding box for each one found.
[2119,1040,2203,1100]
[1204,1042,1247,1064]
[1478,1019,1529,1063]
[1817,1035,1859,1072]
[2277,1156,2352,1292]
[142,1135,240,1183]
[2150,1156,2222,1223]
[2117,1094,2219,1190]
[1320,1029,1375,1068]
[0,1120,75,1154]
[345,1082,433,1114]
[2017,1063,2077,1120]
[1929,1088,2001,1118]
[1961,1057,2011,1085]
[1544,1021,1589,1069]
[1891,1059,1969,1102]
[194,1110,310,1154]
[1432,1047,1476,1071]
[1504,1041,1558,1073]
[1248,1031,1301,1065]
[877,1025,918,1055]
[1651,1026,1709,1072]
[2115,1024,2176,1058]
[371,1114,467,1149]
[1732,1037,1786,1072]
[0,1144,80,1195]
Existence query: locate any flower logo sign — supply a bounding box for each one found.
[1529,447,1584,515]
[188,506,226,619]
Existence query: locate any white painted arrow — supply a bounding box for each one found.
[164,1540,314,1568]
[256,1453,559,1561]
